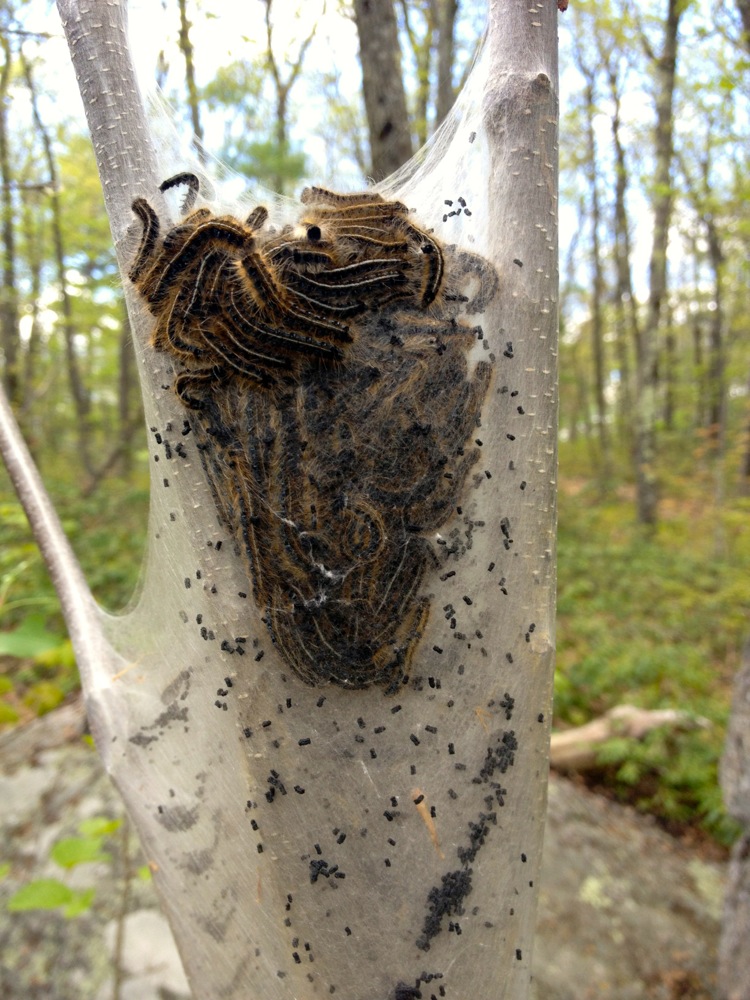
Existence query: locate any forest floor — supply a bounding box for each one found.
[0,697,726,1000]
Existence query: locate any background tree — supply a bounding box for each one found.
[633,0,686,527]
[0,21,20,406]
[176,0,206,165]
[198,3,321,190]
[352,0,413,178]
[435,0,459,126]
[261,0,321,192]
[570,13,611,484]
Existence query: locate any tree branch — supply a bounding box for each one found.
[0,382,102,687]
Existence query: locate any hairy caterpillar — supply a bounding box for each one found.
[130,174,496,691]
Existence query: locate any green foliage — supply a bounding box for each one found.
[22,680,65,715]
[6,816,121,919]
[0,603,76,722]
[200,60,307,189]
[7,878,94,918]
[50,837,109,870]
[0,701,17,724]
[220,136,307,190]
[0,614,66,659]
[556,441,750,842]
[595,726,739,843]
[0,475,147,725]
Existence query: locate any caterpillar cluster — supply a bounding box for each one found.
[130,174,445,406]
[130,175,496,691]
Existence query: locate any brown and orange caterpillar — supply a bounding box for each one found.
[129,174,496,691]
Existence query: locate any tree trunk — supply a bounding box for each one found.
[582,77,609,479]
[176,0,206,166]
[571,19,610,481]
[0,33,20,406]
[663,301,675,430]
[352,0,413,179]
[399,0,435,147]
[0,3,559,998]
[634,0,684,527]
[436,0,458,127]
[740,370,750,496]
[22,49,94,475]
[19,188,42,448]
[608,87,639,442]
[704,214,724,440]
[690,245,706,430]
[736,0,750,51]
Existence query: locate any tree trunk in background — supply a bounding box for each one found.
[679,130,726,450]
[398,0,435,148]
[436,0,458,127]
[690,245,706,430]
[607,83,639,442]
[704,214,724,440]
[663,302,675,430]
[582,77,609,480]
[0,33,20,406]
[22,50,93,476]
[598,38,639,446]
[19,190,42,449]
[177,0,206,166]
[353,0,413,179]
[736,0,750,50]
[571,340,591,446]
[572,18,610,481]
[634,0,684,527]
[741,370,750,496]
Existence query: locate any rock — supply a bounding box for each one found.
[0,703,726,999]
[534,778,724,1000]
[718,642,750,1000]
[97,909,191,1000]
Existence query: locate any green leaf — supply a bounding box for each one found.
[34,639,76,671]
[0,862,10,881]
[7,878,74,911]
[50,837,110,869]
[62,888,96,918]
[0,615,65,659]
[23,682,65,717]
[0,702,19,725]
[78,817,121,839]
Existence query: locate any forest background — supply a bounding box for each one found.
[0,0,748,848]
